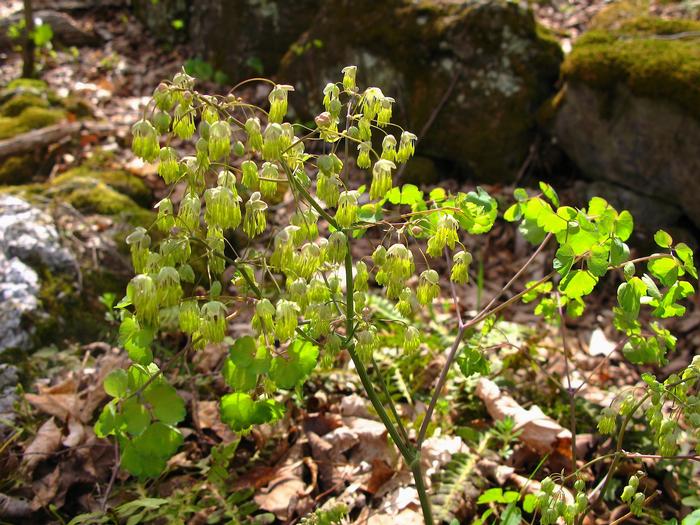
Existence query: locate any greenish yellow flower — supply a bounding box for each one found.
[377,96,394,127]
[262,123,284,160]
[178,299,200,334]
[370,159,395,200]
[208,120,231,160]
[155,198,175,232]
[427,214,459,257]
[381,134,397,161]
[131,119,159,161]
[157,147,179,183]
[342,65,357,91]
[327,231,347,263]
[450,250,472,284]
[178,193,201,232]
[417,269,440,305]
[243,192,268,238]
[275,299,300,341]
[173,103,195,139]
[245,117,263,152]
[397,131,417,163]
[125,227,150,273]
[200,300,227,342]
[204,186,242,230]
[268,84,294,123]
[241,160,259,189]
[156,266,182,307]
[260,162,279,199]
[357,141,372,169]
[336,190,359,228]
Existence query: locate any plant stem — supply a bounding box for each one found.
[411,457,435,525]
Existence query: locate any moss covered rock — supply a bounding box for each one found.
[0,106,65,140]
[51,167,152,207]
[549,16,700,230]
[277,0,562,182]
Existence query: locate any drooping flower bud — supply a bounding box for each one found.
[262,123,284,161]
[153,82,173,111]
[323,83,340,112]
[243,192,268,238]
[342,65,357,91]
[597,407,617,435]
[178,193,201,232]
[361,87,383,121]
[290,208,319,243]
[450,250,472,285]
[260,162,280,199]
[403,325,420,353]
[241,160,259,190]
[156,266,182,307]
[383,244,415,298]
[217,169,236,191]
[307,277,330,304]
[427,214,459,257]
[307,302,332,338]
[315,111,339,142]
[208,120,231,160]
[397,131,417,163]
[155,198,175,232]
[288,277,308,309]
[201,104,218,125]
[370,159,395,200]
[131,119,159,161]
[355,326,377,362]
[377,96,394,127]
[355,261,369,292]
[204,186,242,230]
[293,242,322,280]
[381,134,397,161]
[336,191,359,228]
[206,226,226,274]
[358,117,372,141]
[152,110,171,134]
[252,298,275,336]
[327,231,348,264]
[158,146,179,184]
[268,84,294,123]
[200,300,227,343]
[372,245,387,266]
[417,269,440,305]
[173,103,195,139]
[317,172,341,207]
[245,117,263,152]
[178,299,200,334]
[275,299,299,342]
[129,274,158,327]
[357,140,372,169]
[396,287,416,317]
[270,225,300,269]
[125,227,150,273]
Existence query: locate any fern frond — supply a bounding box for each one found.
[299,501,347,524]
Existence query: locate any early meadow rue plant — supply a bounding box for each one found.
[97,65,699,525]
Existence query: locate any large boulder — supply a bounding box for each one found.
[277,0,562,183]
[546,17,700,230]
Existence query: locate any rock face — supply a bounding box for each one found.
[0,196,77,355]
[548,17,700,229]
[277,0,562,183]
[0,363,19,435]
[189,0,320,78]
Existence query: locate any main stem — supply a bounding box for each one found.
[343,236,435,525]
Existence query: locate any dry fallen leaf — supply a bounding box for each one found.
[25,378,80,422]
[22,418,62,474]
[475,377,572,457]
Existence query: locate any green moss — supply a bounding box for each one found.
[6,78,48,92]
[0,155,37,185]
[61,95,93,118]
[0,106,65,139]
[0,93,49,117]
[563,17,700,119]
[65,182,141,214]
[52,167,152,207]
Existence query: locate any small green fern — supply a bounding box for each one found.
[299,501,347,524]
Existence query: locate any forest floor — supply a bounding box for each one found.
[0,1,699,525]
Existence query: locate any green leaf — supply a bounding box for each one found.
[654,230,673,248]
[682,508,700,525]
[615,211,634,241]
[588,245,609,277]
[178,264,195,283]
[251,399,285,425]
[104,369,128,398]
[94,400,119,438]
[587,196,609,217]
[513,188,528,202]
[617,277,646,317]
[119,316,154,365]
[386,184,424,206]
[457,187,498,235]
[500,503,521,525]
[652,281,695,318]
[459,345,490,378]
[478,488,504,504]
[675,243,697,279]
[143,382,186,425]
[136,422,183,458]
[223,358,258,392]
[553,244,575,277]
[559,270,597,298]
[648,256,679,287]
[429,188,446,203]
[269,339,319,390]
[32,23,53,46]
[503,203,521,222]
[229,336,257,367]
[539,181,559,207]
[610,238,630,266]
[522,494,537,513]
[220,392,256,431]
[122,398,150,436]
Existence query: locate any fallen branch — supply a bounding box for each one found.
[0,121,113,158]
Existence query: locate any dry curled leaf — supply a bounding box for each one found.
[22,418,62,474]
[475,377,572,457]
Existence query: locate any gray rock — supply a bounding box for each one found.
[0,195,76,272]
[0,196,77,355]
[0,364,19,436]
[0,10,103,50]
[551,82,700,230]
